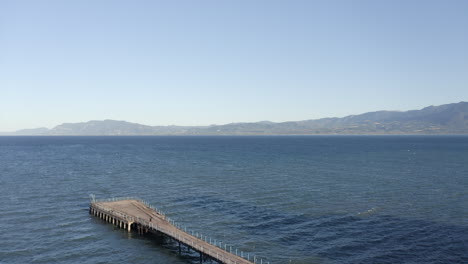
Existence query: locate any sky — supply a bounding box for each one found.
[1,0,467,131]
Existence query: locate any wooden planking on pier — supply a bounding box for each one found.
[89,199,255,264]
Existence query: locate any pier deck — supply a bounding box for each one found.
[90,199,256,264]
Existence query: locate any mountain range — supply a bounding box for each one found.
[5,102,468,135]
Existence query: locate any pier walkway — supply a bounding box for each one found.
[89,197,263,264]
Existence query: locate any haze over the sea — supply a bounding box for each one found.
[1,0,468,132]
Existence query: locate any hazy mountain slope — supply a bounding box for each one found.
[12,127,50,135]
[49,120,156,135]
[8,102,468,135]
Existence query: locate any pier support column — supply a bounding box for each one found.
[127,222,133,232]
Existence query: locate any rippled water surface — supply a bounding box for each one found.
[0,136,467,263]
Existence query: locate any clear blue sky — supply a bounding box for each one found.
[1,0,467,131]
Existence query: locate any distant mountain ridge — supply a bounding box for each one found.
[6,102,468,135]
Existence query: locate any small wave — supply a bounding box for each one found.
[357,207,379,216]
[69,233,96,242]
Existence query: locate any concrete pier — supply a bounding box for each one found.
[90,198,257,264]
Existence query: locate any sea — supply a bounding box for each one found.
[0,136,467,264]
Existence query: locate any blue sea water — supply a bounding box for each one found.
[0,136,467,264]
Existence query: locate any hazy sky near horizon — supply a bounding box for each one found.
[1,0,468,131]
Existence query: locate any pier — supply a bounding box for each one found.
[89,197,265,264]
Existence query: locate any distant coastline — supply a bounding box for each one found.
[3,102,468,136]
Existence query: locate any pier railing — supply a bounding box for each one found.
[91,196,269,264]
